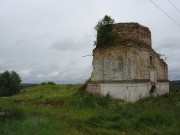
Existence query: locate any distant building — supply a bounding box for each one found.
[86,23,169,102]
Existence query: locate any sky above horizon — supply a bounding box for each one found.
[0,0,180,83]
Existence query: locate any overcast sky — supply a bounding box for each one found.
[0,0,180,83]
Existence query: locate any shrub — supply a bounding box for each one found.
[40,82,56,85]
[47,82,56,85]
[94,15,117,48]
[0,71,21,96]
[41,82,48,85]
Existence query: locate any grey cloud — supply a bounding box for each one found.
[0,0,180,83]
[170,65,179,81]
[159,37,180,49]
[50,38,80,51]
[0,58,16,72]
[50,34,94,52]
[155,37,180,80]
[21,63,92,84]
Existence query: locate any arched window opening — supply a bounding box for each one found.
[150,86,158,97]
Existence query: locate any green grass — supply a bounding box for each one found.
[0,84,180,135]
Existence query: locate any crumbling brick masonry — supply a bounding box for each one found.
[86,23,169,102]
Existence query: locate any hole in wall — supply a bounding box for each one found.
[150,85,158,97]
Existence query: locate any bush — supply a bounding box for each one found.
[47,82,56,85]
[40,82,56,85]
[0,71,21,96]
[94,15,117,48]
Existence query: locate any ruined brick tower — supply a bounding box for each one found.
[86,23,169,102]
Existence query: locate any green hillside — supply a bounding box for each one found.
[0,84,180,135]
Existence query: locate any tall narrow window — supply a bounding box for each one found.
[150,56,153,64]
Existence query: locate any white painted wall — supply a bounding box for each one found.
[156,82,169,95]
[100,82,169,102]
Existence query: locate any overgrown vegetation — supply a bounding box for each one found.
[0,82,180,135]
[94,15,152,49]
[94,15,117,48]
[0,71,21,96]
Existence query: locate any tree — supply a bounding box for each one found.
[0,71,21,96]
[94,15,117,47]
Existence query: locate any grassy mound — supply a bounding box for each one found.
[13,84,81,105]
[0,84,180,135]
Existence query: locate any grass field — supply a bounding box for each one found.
[0,83,180,135]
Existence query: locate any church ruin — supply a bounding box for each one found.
[86,22,169,102]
